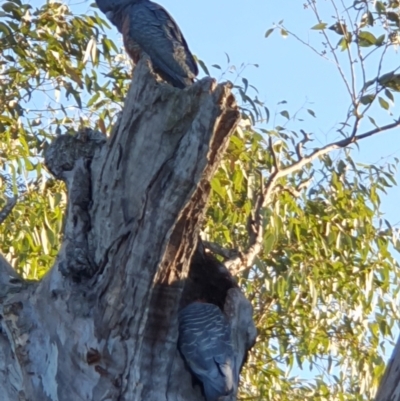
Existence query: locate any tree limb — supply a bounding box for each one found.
[226,118,400,275]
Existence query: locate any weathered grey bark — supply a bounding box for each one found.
[0,58,256,401]
[375,339,400,401]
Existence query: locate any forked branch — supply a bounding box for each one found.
[223,118,400,275]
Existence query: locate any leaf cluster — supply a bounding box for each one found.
[206,108,399,399]
[0,0,130,277]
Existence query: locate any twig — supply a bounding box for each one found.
[278,24,331,62]
[308,0,355,103]
[274,175,314,198]
[331,0,357,97]
[296,130,312,159]
[269,136,280,172]
[273,117,400,184]
[202,241,239,260]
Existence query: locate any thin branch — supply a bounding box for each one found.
[275,117,400,182]
[308,0,355,103]
[331,0,357,98]
[279,25,331,61]
[296,130,312,159]
[274,176,313,198]
[349,114,362,139]
[269,136,280,172]
[202,241,239,260]
[226,118,400,275]
[350,5,367,87]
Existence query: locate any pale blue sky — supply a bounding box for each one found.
[157,0,400,225]
[80,0,400,225]
[27,0,400,219]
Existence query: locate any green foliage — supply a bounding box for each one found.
[206,122,399,400]
[0,179,66,278]
[1,1,400,401]
[0,0,130,277]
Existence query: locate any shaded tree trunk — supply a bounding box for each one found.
[0,59,256,401]
[375,339,400,401]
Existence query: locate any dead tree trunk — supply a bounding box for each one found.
[0,59,256,401]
